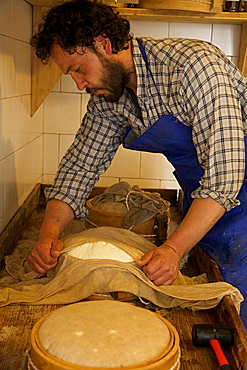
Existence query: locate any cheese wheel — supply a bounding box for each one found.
[38,301,172,368]
[66,241,134,262]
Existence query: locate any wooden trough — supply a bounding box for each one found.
[0,184,247,370]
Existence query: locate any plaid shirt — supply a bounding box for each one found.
[45,37,247,219]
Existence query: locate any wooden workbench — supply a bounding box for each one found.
[0,184,247,370]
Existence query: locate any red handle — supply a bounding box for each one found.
[210,339,230,367]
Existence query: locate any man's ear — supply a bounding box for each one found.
[94,35,113,55]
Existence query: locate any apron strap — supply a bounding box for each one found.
[136,38,157,88]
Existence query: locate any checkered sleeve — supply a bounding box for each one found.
[45,102,128,219]
[181,52,245,211]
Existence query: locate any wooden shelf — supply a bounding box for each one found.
[25,1,247,116]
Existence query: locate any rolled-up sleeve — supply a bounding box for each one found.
[180,52,245,211]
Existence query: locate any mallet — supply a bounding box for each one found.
[192,324,233,370]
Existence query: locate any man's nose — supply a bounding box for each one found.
[70,73,88,91]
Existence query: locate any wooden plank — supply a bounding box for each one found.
[189,245,247,370]
[139,0,214,13]
[31,6,62,116]
[119,7,247,24]
[25,0,62,5]
[0,184,247,369]
[215,296,247,370]
[0,305,63,370]
[0,184,41,270]
[25,0,127,6]
[26,0,221,13]
[210,0,223,13]
[25,0,247,23]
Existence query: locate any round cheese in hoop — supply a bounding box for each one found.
[66,240,135,262]
[37,301,173,368]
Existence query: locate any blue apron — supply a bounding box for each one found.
[123,39,247,328]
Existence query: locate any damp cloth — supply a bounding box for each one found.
[90,181,170,228]
[1,226,243,311]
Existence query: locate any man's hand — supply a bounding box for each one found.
[27,199,75,274]
[135,245,181,286]
[28,236,64,274]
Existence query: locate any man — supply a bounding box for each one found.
[28,0,247,327]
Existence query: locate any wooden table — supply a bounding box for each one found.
[0,185,247,370]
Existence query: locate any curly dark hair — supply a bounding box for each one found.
[30,0,132,64]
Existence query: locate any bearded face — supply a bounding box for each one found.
[86,54,132,102]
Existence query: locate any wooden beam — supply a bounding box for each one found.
[138,0,216,13]
[210,0,223,13]
[118,8,247,24]
[25,0,126,6]
[31,6,62,116]
[26,0,60,5]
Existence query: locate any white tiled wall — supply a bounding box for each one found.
[42,20,242,191]
[0,0,43,234]
[0,0,242,235]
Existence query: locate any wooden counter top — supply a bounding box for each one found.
[0,184,247,369]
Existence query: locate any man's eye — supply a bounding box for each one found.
[75,67,81,73]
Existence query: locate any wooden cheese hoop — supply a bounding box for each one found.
[29,310,180,370]
[84,198,170,243]
[85,198,157,234]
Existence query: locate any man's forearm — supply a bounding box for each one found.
[164,197,226,258]
[38,198,75,241]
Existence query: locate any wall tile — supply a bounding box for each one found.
[28,136,43,188]
[140,152,175,180]
[51,79,61,92]
[16,42,31,96]
[11,0,23,41]
[212,24,241,56]
[0,0,11,38]
[0,98,12,160]
[43,134,59,174]
[104,145,141,178]
[0,36,6,99]
[22,0,32,42]
[44,92,81,134]
[160,179,181,190]
[0,0,44,235]
[95,177,120,187]
[43,174,56,185]
[120,178,160,189]
[130,20,169,38]
[5,38,17,98]
[15,137,43,200]
[11,96,23,152]
[21,95,43,145]
[0,159,4,218]
[4,153,18,212]
[169,22,212,42]
[61,74,79,93]
[15,146,25,199]
[231,56,239,67]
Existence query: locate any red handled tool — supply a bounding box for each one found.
[192,324,233,369]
